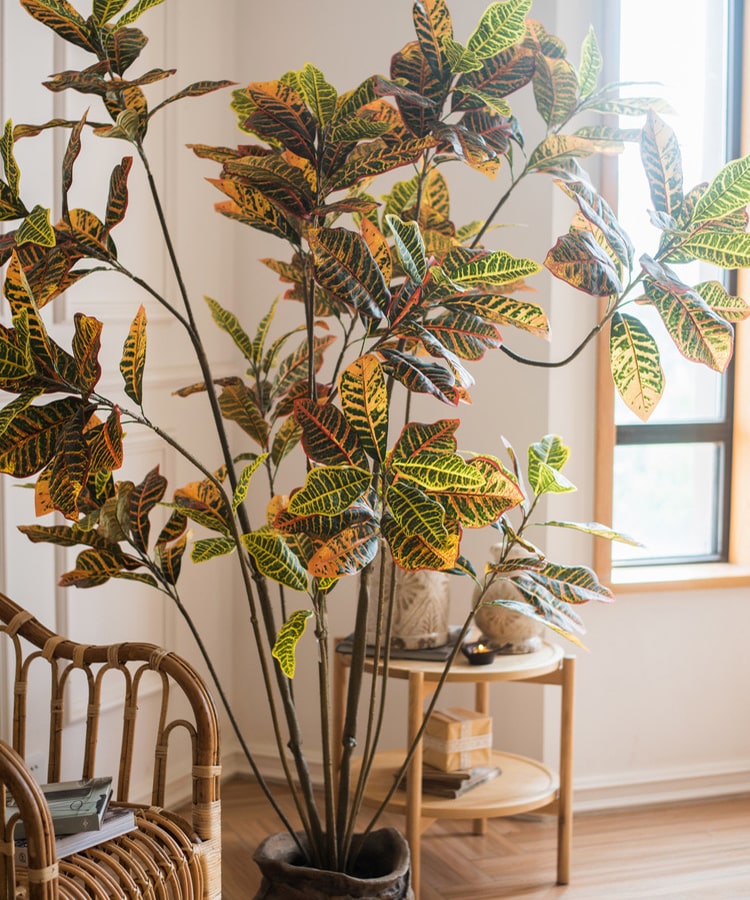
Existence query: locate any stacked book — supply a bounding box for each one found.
[6,775,137,865]
[397,763,501,798]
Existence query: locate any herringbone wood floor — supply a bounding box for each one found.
[218,778,750,899]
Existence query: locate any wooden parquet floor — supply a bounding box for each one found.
[217,778,750,899]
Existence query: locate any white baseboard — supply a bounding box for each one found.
[572,761,750,812]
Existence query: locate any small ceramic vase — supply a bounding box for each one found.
[472,543,544,654]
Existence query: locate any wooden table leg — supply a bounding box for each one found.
[557,655,575,884]
[472,681,491,835]
[407,671,425,898]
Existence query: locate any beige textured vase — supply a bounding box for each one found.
[367,554,451,650]
[473,543,544,654]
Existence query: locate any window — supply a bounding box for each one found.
[595,0,750,583]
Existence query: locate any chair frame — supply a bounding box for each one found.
[0,592,221,899]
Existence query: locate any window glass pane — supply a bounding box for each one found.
[612,443,724,564]
[615,0,730,429]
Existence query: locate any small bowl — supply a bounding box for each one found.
[461,641,496,666]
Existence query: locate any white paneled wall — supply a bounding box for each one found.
[1,0,748,813]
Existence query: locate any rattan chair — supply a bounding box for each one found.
[0,592,221,899]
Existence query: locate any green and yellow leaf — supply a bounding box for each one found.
[609,312,664,421]
[232,453,268,513]
[272,609,313,678]
[120,304,147,406]
[339,354,389,463]
[241,530,309,591]
[287,465,371,517]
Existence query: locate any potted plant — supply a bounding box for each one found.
[2,0,748,894]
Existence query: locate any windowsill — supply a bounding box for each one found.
[609,562,750,593]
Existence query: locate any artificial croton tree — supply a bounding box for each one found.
[1,0,748,875]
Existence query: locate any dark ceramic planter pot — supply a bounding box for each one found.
[253,827,414,900]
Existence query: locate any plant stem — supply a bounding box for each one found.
[136,141,323,855]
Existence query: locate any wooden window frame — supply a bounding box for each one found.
[593,0,750,593]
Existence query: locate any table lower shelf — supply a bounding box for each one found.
[358,749,559,820]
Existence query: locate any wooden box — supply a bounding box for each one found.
[422,707,492,772]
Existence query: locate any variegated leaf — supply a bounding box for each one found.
[540,519,641,546]
[120,304,147,406]
[680,230,750,268]
[385,214,427,283]
[580,96,673,117]
[191,536,236,563]
[310,226,389,320]
[391,450,484,491]
[339,354,389,463]
[378,348,459,404]
[527,133,618,173]
[361,219,393,288]
[273,333,335,399]
[442,291,549,336]
[244,79,317,161]
[294,400,367,467]
[172,472,231,536]
[413,0,453,81]
[0,325,33,382]
[435,455,523,527]
[389,41,444,138]
[61,113,86,215]
[16,205,55,247]
[19,522,111,550]
[86,408,124,473]
[213,188,298,243]
[232,453,268,513]
[93,0,128,25]
[0,390,40,438]
[218,379,269,448]
[609,312,664,422]
[149,80,235,119]
[307,522,379,578]
[528,435,575,496]
[328,135,435,193]
[271,415,302,466]
[0,396,79,477]
[288,465,371,517]
[274,499,376,539]
[272,609,313,678]
[387,480,448,543]
[382,513,460,571]
[448,249,539,286]
[453,45,535,113]
[530,562,615,603]
[241,530,308,591]
[442,38,482,74]
[114,0,166,28]
[72,313,102,396]
[105,157,133,231]
[641,111,683,217]
[424,310,502,360]
[644,279,734,372]
[390,419,459,462]
[49,409,89,517]
[466,0,532,59]
[59,548,128,589]
[1,119,21,200]
[556,179,633,271]
[129,465,167,554]
[578,26,602,99]
[533,55,578,128]
[298,64,337,128]
[20,0,95,52]
[691,154,750,223]
[694,280,750,323]
[544,230,622,296]
[155,532,187,586]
